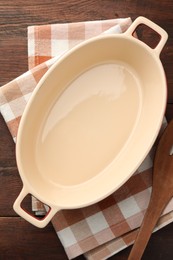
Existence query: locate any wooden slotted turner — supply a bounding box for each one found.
[128,119,173,260]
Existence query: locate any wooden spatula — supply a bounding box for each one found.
[128,119,173,260]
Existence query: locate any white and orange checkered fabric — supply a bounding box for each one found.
[1,18,173,260]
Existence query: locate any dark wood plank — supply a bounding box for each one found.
[0,167,25,216]
[0,217,85,260]
[143,222,173,260]
[0,115,16,167]
[166,104,173,122]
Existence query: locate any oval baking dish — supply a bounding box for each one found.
[13,17,168,228]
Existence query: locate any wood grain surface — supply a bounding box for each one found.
[0,1,173,259]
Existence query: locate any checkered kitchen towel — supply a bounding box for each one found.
[1,18,173,260]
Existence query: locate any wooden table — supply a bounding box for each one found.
[0,1,173,259]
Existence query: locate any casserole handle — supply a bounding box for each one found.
[125,16,168,56]
[13,186,59,228]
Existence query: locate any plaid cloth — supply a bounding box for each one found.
[0,18,173,260]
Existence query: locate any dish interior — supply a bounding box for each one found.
[36,61,142,186]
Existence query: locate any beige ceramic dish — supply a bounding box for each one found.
[14,17,168,228]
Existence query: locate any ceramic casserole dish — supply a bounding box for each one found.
[13,17,168,228]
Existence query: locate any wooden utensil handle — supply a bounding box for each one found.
[128,194,171,260]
